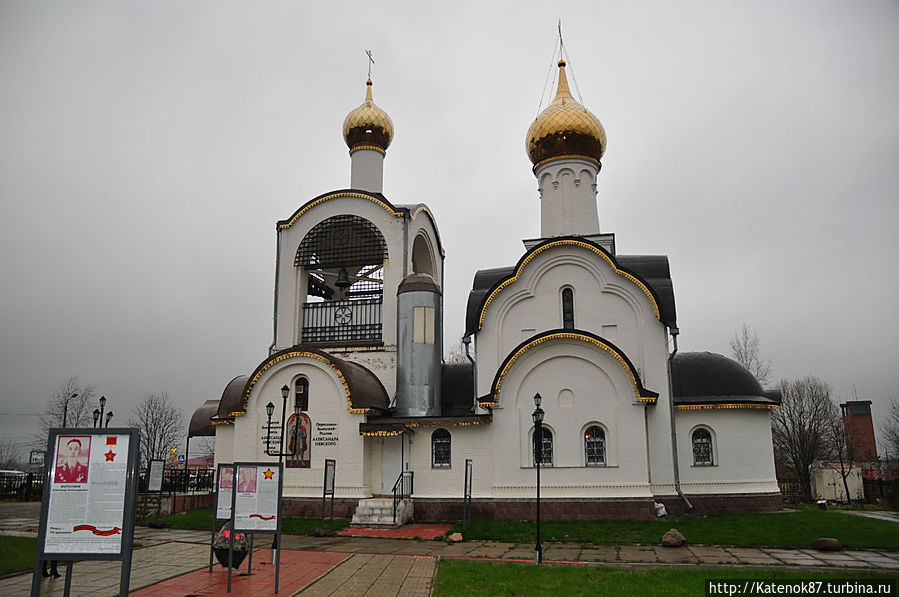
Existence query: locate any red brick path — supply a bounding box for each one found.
[130,549,349,596]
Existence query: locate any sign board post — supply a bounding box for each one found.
[463,458,473,529]
[321,459,336,529]
[229,462,283,593]
[210,463,235,572]
[31,428,139,597]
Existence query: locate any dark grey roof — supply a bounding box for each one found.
[441,362,475,416]
[463,239,676,336]
[188,399,219,436]
[671,352,781,406]
[215,375,249,420]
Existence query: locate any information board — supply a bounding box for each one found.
[215,463,234,520]
[148,460,164,492]
[232,462,282,533]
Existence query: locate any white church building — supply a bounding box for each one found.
[193,57,782,521]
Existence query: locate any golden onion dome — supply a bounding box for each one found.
[526,60,606,166]
[343,79,394,152]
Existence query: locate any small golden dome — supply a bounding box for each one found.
[343,79,394,152]
[526,60,606,166]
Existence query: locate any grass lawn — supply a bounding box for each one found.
[453,507,899,550]
[137,508,348,535]
[0,535,37,576]
[432,559,897,597]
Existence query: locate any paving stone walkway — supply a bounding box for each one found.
[2,517,898,596]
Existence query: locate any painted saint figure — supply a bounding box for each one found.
[54,436,90,484]
[286,412,311,468]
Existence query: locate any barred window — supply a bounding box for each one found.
[294,377,309,411]
[562,288,575,329]
[585,425,605,466]
[431,429,451,468]
[533,428,553,467]
[692,428,713,466]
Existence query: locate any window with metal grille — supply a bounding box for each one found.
[584,425,605,466]
[562,288,575,329]
[431,429,451,468]
[692,428,713,466]
[294,377,309,411]
[533,428,553,467]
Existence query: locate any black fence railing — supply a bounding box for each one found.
[392,470,413,525]
[136,467,215,494]
[0,472,42,501]
[302,298,382,345]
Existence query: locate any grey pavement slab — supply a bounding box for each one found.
[545,543,582,562]
[467,542,518,559]
[654,546,698,563]
[688,546,740,564]
[579,545,619,562]
[617,545,657,562]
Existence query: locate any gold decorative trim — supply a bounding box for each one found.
[211,419,233,426]
[477,239,660,330]
[278,192,404,230]
[237,351,370,416]
[491,332,657,406]
[676,403,778,411]
[532,153,601,171]
[360,430,405,437]
[349,144,386,156]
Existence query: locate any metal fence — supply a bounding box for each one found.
[136,467,215,494]
[302,298,382,344]
[0,472,42,501]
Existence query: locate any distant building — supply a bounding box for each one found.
[841,400,878,461]
[193,54,782,520]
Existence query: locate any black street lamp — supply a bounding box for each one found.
[532,392,545,565]
[263,384,303,561]
[62,393,78,428]
[92,397,113,428]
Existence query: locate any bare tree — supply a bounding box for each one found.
[882,396,899,463]
[445,338,470,364]
[0,438,25,470]
[730,323,773,387]
[129,393,185,470]
[826,404,856,503]
[772,376,835,501]
[34,378,97,447]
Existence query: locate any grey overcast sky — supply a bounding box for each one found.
[2,1,897,459]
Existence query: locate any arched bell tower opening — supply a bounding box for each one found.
[411,233,436,278]
[296,214,388,346]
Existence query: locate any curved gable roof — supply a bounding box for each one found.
[236,346,389,416]
[463,237,676,336]
[189,399,220,436]
[480,329,659,407]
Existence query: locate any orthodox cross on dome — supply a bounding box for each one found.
[366,49,375,79]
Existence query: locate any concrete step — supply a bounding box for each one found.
[351,498,413,527]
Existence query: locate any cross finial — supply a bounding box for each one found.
[557,20,564,58]
[366,49,375,79]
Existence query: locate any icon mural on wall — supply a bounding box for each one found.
[286,412,311,468]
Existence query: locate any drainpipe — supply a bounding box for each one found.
[269,227,281,356]
[463,336,477,413]
[666,327,693,511]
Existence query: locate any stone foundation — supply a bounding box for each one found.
[282,497,360,518]
[657,492,783,516]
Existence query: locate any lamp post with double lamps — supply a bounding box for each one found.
[532,392,545,564]
[263,385,303,563]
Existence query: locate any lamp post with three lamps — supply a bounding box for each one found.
[92,396,114,428]
[532,392,545,564]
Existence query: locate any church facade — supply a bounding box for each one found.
[197,58,782,520]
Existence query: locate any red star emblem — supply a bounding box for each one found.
[104,450,116,462]
[263,468,274,480]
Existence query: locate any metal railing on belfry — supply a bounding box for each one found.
[392,471,413,525]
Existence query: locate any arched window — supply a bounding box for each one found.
[294,377,309,411]
[533,428,554,467]
[562,288,575,329]
[431,429,451,468]
[692,428,713,466]
[584,425,605,466]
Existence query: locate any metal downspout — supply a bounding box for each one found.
[667,328,693,510]
[463,336,477,413]
[269,227,281,356]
